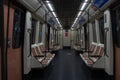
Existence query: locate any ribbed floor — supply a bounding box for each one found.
[31,48,106,80]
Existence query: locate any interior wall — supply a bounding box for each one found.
[42,24,46,47]
[63,30,71,47]
[71,30,76,45]
[23,11,32,74]
[59,30,63,48]
[104,9,113,75]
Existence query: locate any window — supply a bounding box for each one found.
[38,23,43,43]
[12,9,25,48]
[104,14,107,23]
[114,8,120,47]
[99,17,104,44]
[92,21,97,42]
[31,19,37,44]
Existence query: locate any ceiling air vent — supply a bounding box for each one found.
[18,0,41,12]
[35,8,45,20]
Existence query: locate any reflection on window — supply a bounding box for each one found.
[12,9,24,48]
[38,23,43,43]
[115,9,120,46]
[99,17,104,44]
[92,21,97,42]
[31,19,37,44]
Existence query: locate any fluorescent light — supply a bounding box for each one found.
[71,0,89,28]
[71,12,80,28]
[52,12,57,17]
[77,11,82,18]
[46,1,62,28]
[72,22,75,27]
[46,1,50,3]
[56,18,60,24]
[59,24,62,27]
[47,2,54,11]
[72,24,74,27]
[71,28,74,30]
[73,18,78,26]
[80,2,87,10]
[56,18,59,23]
[72,18,78,27]
[75,18,78,22]
[72,11,81,27]
[56,18,62,27]
[85,0,88,2]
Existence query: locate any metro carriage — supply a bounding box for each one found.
[0,0,120,80]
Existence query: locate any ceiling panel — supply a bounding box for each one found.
[43,0,83,29]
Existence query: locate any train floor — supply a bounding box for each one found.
[30,48,106,80]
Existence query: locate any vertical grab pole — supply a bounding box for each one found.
[47,24,50,51]
[44,11,49,52]
[57,30,59,45]
[87,8,90,52]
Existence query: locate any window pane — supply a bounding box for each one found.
[38,23,43,43]
[99,17,104,44]
[31,19,37,44]
[115,9,120,46]
[92,21,97,42]
[12,9,24,48]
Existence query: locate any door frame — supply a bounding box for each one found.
[0,0,6,80]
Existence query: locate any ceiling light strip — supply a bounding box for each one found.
[56,18,62,27]
[46,0,62,28]
[72,0,88,27]
[80,2,87,10]
[52,12,57,17]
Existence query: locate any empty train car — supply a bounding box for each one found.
[0,0,120,80]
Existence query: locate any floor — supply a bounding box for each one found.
[30,48,106,80]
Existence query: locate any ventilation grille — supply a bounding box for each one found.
[18,0,41,11]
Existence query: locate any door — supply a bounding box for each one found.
[4,4,25,80]
[111,7,120,80]
[63,30,71,47]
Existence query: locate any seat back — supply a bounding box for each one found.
[99,47,104,56]
[40,45,45,52]
[32,46,38,56]
[92,45,101,55]
[89,44,96,51]
[36,46,44,55]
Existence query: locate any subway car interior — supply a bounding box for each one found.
[1,0,120,80]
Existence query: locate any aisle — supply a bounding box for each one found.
[46,48,92,80]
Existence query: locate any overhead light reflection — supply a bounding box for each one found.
[77,11,82,18]
[72,0,88,28]
[52,12,57,17]
[46,1,54,11]
[85,0,88,2]
[80,2,87,10]
[46,0,62,28]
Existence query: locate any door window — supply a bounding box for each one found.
[12,9,24,48]
[31,19,37,44]
[92,21,97,42]
[99,17,104,44]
